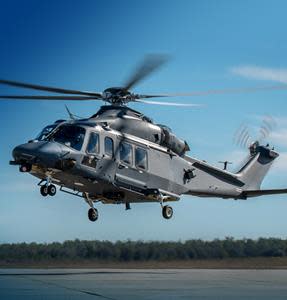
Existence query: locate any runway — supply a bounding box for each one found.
[0,269,287,300]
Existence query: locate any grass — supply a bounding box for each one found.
[1,257,287,269]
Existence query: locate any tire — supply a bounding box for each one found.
[48,184,57,196]
[88,208,98,222]
[40,185,48,197]
[162,205,173,219]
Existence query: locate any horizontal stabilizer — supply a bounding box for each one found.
[242,188,287,198]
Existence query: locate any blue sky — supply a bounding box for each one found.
[1,0,287,243]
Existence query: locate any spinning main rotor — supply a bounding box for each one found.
[0,55,198,107]
[1,54,287,106]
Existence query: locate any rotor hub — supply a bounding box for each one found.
[103,87,134,105]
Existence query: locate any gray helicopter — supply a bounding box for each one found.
[2,55,287,222]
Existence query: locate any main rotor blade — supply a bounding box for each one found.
[124,54,169,90]
[135,84,287,101]
[151,85,287,97]
[0,79,102,97]
[136,94,170,99]
[0,95,102,100]
[135,99,202,107]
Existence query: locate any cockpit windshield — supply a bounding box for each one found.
[50,125,86,151]
[36,124,57,141]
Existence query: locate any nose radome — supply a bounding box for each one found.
[13,141,63,164]
[13,143,39,161]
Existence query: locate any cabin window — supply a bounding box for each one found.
[135,147,147,170]
[120,142,132,165]
[105,137,114,157]
[86,132,99,154]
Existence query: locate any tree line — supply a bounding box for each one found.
[0,238,286,263]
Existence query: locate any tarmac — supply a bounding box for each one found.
[0,268,287,300]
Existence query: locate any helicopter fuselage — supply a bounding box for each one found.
[12,118,192,204]
[3,53,287,222]
[10,105,284,221]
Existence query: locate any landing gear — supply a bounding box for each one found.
[88,208,98,222]
[40,185,49,197]
[39,177,57,197]
[84,192,99,222]
[162,205,173,219]
[157,192,174,220]
[40,184,57,196]
[47,184,57,196]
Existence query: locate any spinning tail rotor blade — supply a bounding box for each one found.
[0,79,102,97]
[258,115,277,142]
[234,124,253,148]
[234,115,277,149]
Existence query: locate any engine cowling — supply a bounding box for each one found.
[159,126,190,156]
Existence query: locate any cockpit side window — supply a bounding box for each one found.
[51,125,85,151]
[87,132,99,154]
[135,147,148,170]
[105,137,114,157]
[120,142,132,165]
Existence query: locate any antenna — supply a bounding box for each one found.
[218,161,233,170]
[65,105,75,120]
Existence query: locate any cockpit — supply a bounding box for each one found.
[36,124,58,141]
[48,124,86,151]
[36,120,66,141]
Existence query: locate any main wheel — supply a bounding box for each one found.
[40,185,48,197]
[48,184,57,196]
[162,205,173,219]
[88,208,98,222]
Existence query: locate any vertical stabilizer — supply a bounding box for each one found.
[237,142,278,190]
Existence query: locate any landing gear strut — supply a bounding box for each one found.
[39,178,57,197]
[162,205,173,219]
[84,192,99,222]
[157,192,174,220]
[40,184,57,196]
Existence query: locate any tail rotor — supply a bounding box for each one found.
[234,115,276,149]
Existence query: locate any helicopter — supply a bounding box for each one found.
[2,55,287,222]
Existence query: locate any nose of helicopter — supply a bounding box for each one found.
[12,141,62,166]
[13,142,39,162]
